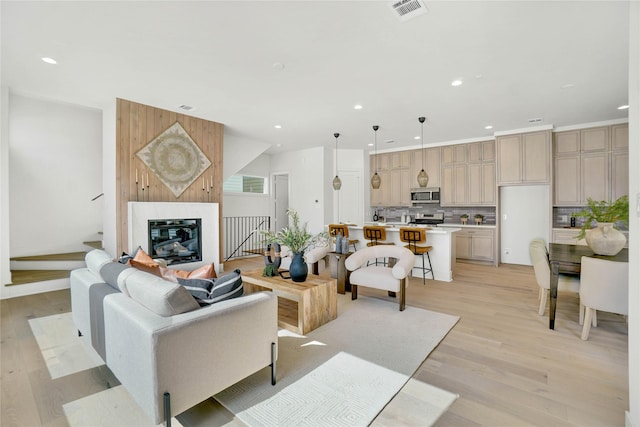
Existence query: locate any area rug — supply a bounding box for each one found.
[214,295,460,426]
[30,295,459,426]
[28,313,104,379]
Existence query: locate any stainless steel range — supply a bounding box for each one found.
[411,212,444,226]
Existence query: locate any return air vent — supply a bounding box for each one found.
[528,117,543,124]
[178,104,195,111]
[389,0,427,22]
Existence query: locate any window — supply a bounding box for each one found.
[223,175,267,194]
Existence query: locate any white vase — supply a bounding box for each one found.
[585,222,626,256]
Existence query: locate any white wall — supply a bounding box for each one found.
[223,133,271,181]
[8,94,102,257]
[626,3,639,426]
[101,100,117,258]
[1,85,10,286]
[270,146,327,235]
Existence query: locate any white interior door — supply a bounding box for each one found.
[337,170,362,224]
[273,174,289,232]
[500,185,550,265]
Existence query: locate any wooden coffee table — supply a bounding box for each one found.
[241,269,337,334]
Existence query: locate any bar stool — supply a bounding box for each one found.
[363,225,394,266]
[399,227,434,284]
[328,224,359,252]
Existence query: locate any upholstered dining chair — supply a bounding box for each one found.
[529,239,581,317]
[344,245,415,311]
[328,224,358,252]
[579,256,628,340]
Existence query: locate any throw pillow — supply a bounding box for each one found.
[178,269,243,305]
[159,263,217,283]
[127,247,161,276]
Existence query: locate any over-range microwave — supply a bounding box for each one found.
[410,187,440,204]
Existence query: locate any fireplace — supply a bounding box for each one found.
[148,218,202,266]
[128,202,220,272]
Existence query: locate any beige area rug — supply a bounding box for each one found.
[214,295,460,426]
[28,313,104,380]
[29,295,459,426]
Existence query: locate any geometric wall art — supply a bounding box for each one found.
[137,122,211,197]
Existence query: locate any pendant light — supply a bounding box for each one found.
[370,125,381,189]
[416,116,429,187]
[332,133,342,190]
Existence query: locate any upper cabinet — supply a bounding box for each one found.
[553,124,628,206]
[371,152,411,207]
[410,147,441,188]
[441,140,495,207]
[497,130,551,185]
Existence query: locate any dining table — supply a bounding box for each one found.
[548,243,629,330]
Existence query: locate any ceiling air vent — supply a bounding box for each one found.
[389,0,428,22]
[528,117,543,124]
[178,104,195,112]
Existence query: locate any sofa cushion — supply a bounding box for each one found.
[86,249,113,276]
[159,263,217,283]
[178,269,243,305]
[99,261,131,291]
[121,269,200,316]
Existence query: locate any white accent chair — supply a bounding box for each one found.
[579,256,629,340]
[279,245,330,275]
[344,245,415,311]
[529,239,581,317]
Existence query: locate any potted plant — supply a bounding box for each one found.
[460,214,469,225]
[261,209,329,282]
[572,195,629,255]
[474,214,484,225]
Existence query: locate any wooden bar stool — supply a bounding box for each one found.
[328,224,359,252]
[363,225,394,266]
[399,227,434,284]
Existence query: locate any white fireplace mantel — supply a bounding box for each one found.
[128,202,220,271]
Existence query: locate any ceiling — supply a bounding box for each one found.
[1,1,630,155]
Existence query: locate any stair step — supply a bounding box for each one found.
[7,270,71,286]
[10,251,87,271]
[83,240,103,249]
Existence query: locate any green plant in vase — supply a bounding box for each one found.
[260,209,329,282]
[460,213,469,224]
[572,196,629,239]
[474,214,484,224]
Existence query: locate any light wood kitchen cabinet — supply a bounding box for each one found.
[455,228,495,262]
[468,140,495,163]
[410,147,441,188]
[442,145,466,164]
[370,152,411,206]
[468,162,496,206]
[611,151,629,201]
[390,151,411,169]
[389,168,411,206]
[611,123,629,151]
[497,131,550,185]
[441,164,467,206]
[581,126,609,152]
[553,124,628,206]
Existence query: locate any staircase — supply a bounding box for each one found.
[7,235,103,286]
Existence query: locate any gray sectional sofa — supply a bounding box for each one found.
[70,249,278,425]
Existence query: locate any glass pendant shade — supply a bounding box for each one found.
[332,175,342,190]
[371,172,381,189]
[371,125,381,189]
[417,169,429,187]
[333,132,341,191]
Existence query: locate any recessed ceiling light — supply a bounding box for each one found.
[561,83,575,89]
[367,143,374,147]
[451,79,463,87]
[276,143,282,147]
[354,104,363,110]
[414,136,421,140]
[485,125,493,130]
[274,124,282,129]
[41,57,57,64]
[617,104,629,110]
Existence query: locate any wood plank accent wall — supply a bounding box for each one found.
[115,98,224,256]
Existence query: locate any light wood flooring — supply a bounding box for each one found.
[0,258,628,426]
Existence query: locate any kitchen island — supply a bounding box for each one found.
[347,224,460,282]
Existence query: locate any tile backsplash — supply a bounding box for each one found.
[371,205,496,225]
